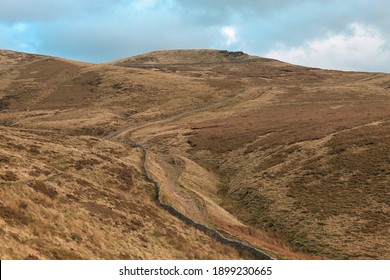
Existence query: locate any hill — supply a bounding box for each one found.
[111,49,256,66]
[1,49,389,259]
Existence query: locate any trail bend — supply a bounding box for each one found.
[103,87,275,260]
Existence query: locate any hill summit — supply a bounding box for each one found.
[112,49,257,66]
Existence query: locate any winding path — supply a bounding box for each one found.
[104,88,274,260]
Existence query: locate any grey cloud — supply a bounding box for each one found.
[173,0,332,19]
[176,0,305,13]
[174,0,389,36]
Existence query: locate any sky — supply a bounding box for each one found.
[0,0,389,72]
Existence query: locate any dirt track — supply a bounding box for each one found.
[104,89,274,260]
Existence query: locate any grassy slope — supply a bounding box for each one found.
[0,50,248,259]
[0,50,238,136]
[1,49,389,259]
[120,51,390,259]
[0,126,243,259]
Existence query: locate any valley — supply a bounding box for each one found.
[1,49,389,259]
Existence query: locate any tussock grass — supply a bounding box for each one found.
[1,49,389,259]
[0,127,242,259]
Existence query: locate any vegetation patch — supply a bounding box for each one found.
[28,180,58,199]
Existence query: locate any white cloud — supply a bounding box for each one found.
[266,23,390,72]
[221,26,237,46]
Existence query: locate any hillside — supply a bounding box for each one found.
[0,50,239,136]
[0,125,253,260]
[1,49,389,259]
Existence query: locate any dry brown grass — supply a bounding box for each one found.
[178,77,390,259]
[0,126,243,260]
[121,52,389,259]
[0,50,240,137]
[1,49,389,260]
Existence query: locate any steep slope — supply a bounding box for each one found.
[0,50,270,259]
[0,126,245,259]
[115,51,390,259]
[1,49,389,259]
